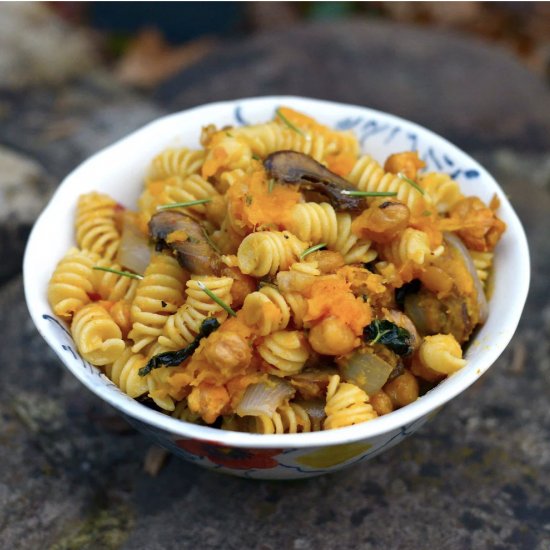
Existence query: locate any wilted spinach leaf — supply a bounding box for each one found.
[363,319,413,356]
[139,317,220,376]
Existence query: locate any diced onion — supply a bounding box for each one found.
[117,216,152,275]
[236,378,295,417]
[444,232,488,323]
[340,350,394,395]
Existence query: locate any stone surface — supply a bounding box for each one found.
[0,146,54,285]
[2,17,550,550]
[157,19,550,152]
[0,4,97,90]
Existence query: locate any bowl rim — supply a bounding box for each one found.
[24,95,530,449]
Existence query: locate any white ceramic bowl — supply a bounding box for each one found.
[24,96,530,479]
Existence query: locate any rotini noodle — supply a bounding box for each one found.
[158,275,233,349]
[128,254,187,353]
[258,330,309,376]
[105,346,148,398]
[148,148,205,181]
[420,172,464,213]
[48,247,97,320]
[247,403,312,434]
[418,334,466,375]
[241,286,291,336]
[139,174,218,222]
[237,230,308,277]
[347,155,430,217]
[92,258,139,302]
[324,375,377,429]
[379,228,433,266]
[71,303,125,365]
[231,122,326,162]
[75,192,121,260]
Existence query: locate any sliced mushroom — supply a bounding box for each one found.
[149,211,222,275]
[264,150,364,211]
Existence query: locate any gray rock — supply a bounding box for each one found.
[0,146,53,224]
[0,4,97,90]
[158,19,550,152]
[0,147,54,285]
[0,73,164,182]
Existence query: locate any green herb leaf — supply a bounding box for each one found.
[156,198,212,211]
[340,190,398,197]
[139,318,220,376]
[397,172,425,195]
[363,319,413,356]
[275,108,305,137]
[268,178,275,193]
[252,153,261,161]
[197,281,237,317]
[245,195,253,206]
[92,266,143,280]
[300,242,327,259]
[226,131,234,138]
[422,210,432,217]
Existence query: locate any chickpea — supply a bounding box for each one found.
[308,316,358,356]
[308,250,345,273]
[188,383,230,424]
[204,331,251,373]
[383,151,426,180]
[370,390,394,416]
[383,371,419,409]
[351,201,410,244]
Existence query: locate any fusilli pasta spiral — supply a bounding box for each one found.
[71,303,125,365]
[379,228,433,266]
[258,330,310,376]
[247,402,312,434]
[128,254,187,353]
[148,148,205,181]
[92,258,139,302]
[105,346,148,398]
[75,192,121,260]
[158,275,234,350]
[324,375,377,429]
[418,334,466,374]
[139,175,218,222]
[231,122,326,162]
[237,231,308,277]
[347,155,430,217]
[48,247,97,320]
[420,172,464,214]
[241,286,290,336]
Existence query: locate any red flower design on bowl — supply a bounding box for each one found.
[176,439,281,470]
